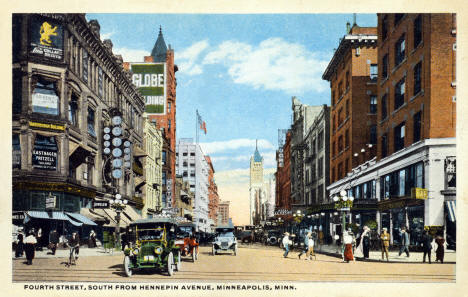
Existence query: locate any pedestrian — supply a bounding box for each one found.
[48,229,59,255]
[398,227,410,257]
[282,232,290,258]
[421,230,433,263]
[318,226,324,251]
[36,228,43,251]
[343,229,355,263]
[69,232,80,260]
[435,232,445,263]
[15,230,24,258]
[307,232,316,260]
[298,232,310,259]
[355,226,370,259]
[88,230,96,248]
[24,231,37,265]
[380,228,390,261]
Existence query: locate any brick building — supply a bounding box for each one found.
[275,131,292,215]
[205,156,219,227]
[327,14,456,247]
[217,200,230,226]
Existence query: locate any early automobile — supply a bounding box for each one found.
[123,218,181,277]
[212,226,237,256]
[174,222,199,262]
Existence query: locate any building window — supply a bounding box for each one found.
[382,54,389,79]
[338,81,343,98]
[317,130,324,151]
[445,157,456,188]
[13,69,22,114]
[370,125,377,144]
[12,134,21,169]
[87,106,96,137]
[399,169,406,196]
[190,152,195,156]
[370,64,378,80]
[382,133,388,158]
[331,91,335,106]
[82,50,88,83]
[338,135,343,152]
[183,171,188,177]
[98,67,103,97]
[162,171,167,185]
[370,95,377,114]
[414,14,422,48]
[32,79,59,115]
[413,62,422,95]
[413,111,422,143]
[168,102,171,113]
[345,100,349,117]
[168,119,171,130]
[395,34,406,66]
[332,141,336,157]
[416,163,424,188]
[382,15,388,40]
[345,129,349,148]
[381,94,388,120]
[394,13,405,25]
[344,158,349,175]
[394,121,405,152]
[318,157,323,178]
[162,151,167,165]
[394,77,405,110]
[346,71,350,89]
[68,94,78,126]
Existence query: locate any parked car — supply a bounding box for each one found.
[264,230,281,245]
[212,227,237,256]
[123,218,181,277]
[174,222,199,262]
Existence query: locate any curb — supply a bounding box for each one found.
[314,250,456,264]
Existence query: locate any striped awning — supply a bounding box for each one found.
[25,211,82,226]
[445,201,456,222]
[66,212,98,226]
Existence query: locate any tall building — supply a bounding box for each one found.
[124,27,178,210]
[327,14,456,246]
[249,141,266,225]
[217,200,230,226]
[176,139,210,232]
[174,175,194,221]
[322,23,378,185]
[275,131,291,215]
[205,156,219,229]
[12,14,144,238]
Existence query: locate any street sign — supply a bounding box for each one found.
[45,195,56,209]
[93,200,110,209]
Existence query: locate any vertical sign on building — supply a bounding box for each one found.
[166,179,172,207]
[130,63,166,115]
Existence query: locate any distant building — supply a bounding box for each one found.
[275,131,291,214]
[217,200,230,226]
[174,175,193,221]
[205,156,219,229]
[249,141,266,225]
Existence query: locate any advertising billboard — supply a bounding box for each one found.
[29,15,64,60]
[130,63,166,115]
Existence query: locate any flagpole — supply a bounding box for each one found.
[196,109,199,144]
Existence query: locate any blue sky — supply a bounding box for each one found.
[86,13,377,223]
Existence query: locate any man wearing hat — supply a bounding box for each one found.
[282,232,290,258]
[380,228,390,261]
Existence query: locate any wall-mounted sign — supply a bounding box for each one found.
[12,212,25,220]
[29,16,64,60]
[93,200,110,209]
[32,135,57,170]
[29,121,65,131]
[45,195,56,209]
[274,209,292,215]
[130,63,166,115]
[411,188,428,200]
[32,92,59,115]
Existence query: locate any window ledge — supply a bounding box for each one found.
[392,102,407,116]
[391,58,407,75]
[409,89,424,102]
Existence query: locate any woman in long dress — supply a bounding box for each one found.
[354,226,370,259]
[24,231,37,265]
[343,230,355,262]
[435,233,445,263]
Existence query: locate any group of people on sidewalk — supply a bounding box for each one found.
[280,225,448,264]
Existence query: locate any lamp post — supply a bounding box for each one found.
[110,193,128,250]
[333,190,354,253]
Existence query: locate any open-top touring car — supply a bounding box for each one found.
[174,222,199,262]
[123,218,181,277]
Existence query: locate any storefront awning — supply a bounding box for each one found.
[25,211,83,226]
[66,212,98,226]
[123,206,142,223]
[445,201,456,222]
[80,208,108,223]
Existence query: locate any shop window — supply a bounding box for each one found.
[414,14,422,48]
[30,192,46,210]
[381,94,388,120]
[370,64,378,81]
[413,62,422,95]
[13,69,22,114]
[68,93,79,126]
[370,125,377,145]
[394,34,406,66]
[87,106,96,137]
[394,77,405,110]
[370,95,377,114]
[415,163,424,188]
[363,183,368,199]
[413,111,421,143]
[13,134,21,169]
[381,133,388,158]
[32,134,58,171]
[382,54,388,79]
[394,122,405,152]
[382,175,390,199]
[32,78,59,115]
[398,169,406,196]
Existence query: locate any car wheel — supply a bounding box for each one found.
[167,252,174,276]
[123,256,132,277]
[176,251,181,271]
[192,247,198,262]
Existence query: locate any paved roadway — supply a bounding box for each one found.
[13,244,455,282]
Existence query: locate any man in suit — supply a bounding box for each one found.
[398,227,410,257]
[380,228,390,261]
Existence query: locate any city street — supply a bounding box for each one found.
[13,244,455,282]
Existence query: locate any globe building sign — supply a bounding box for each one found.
[130,63,166,115]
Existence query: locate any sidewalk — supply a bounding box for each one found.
[12,247,124,259]
[313,244,456,264]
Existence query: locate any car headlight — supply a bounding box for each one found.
[132,248,139,255]
[154,247,163,254]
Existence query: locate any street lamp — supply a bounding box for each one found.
[110,193,128,249]
[333,190,354,246]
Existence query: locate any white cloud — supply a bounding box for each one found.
[203,38,329,94]
[113,47,149,63]
[176,40,209,76]
[200,138,275,155]
[100,31,115,41]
